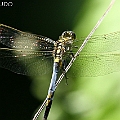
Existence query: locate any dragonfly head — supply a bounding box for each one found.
[60,31,76,42]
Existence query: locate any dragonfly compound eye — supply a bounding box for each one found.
[61,31,76,40]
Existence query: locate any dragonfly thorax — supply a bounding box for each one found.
[53,31,76,63]
[53,41,65,63]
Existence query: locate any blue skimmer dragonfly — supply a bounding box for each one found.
[1,24,120,120]
[0,24,76,120]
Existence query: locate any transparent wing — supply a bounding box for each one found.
[72,31,120,76]
[0,24,54,76]
[73,52,120,77]
[1,24,120,77]
[0,48,54,76]
[73,31,120,53]
[0,24,55,49]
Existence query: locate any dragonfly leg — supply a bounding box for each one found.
[61,60,69,85]
[70,52,75,58]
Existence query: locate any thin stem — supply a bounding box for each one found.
[32,0,115,120]
[56,0,115,89]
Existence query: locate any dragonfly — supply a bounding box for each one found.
[0,24,76,120]
[1,24,120,119]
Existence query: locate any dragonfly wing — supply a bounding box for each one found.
[0,48,53,76]
[72,52,120,77]
[71,31,120,77]
[0,24,55,49]
[0,24,55,76]
[73,31,120,53]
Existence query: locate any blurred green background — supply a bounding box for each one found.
[0,0,120,120]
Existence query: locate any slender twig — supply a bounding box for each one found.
[32,0,115,120]
[56,0,115,87]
